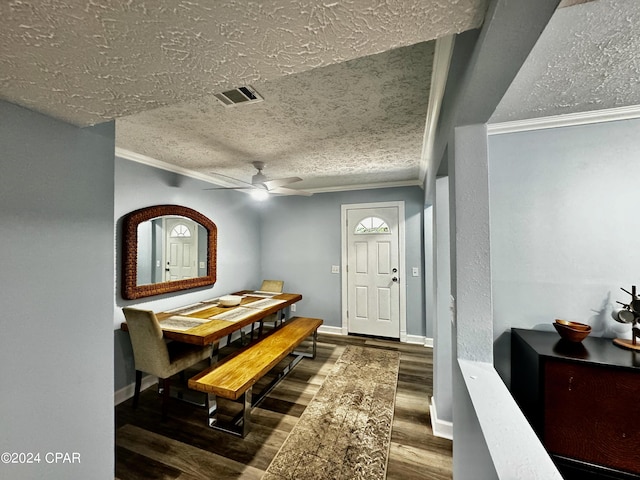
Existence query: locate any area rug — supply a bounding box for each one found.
[262,345,400,480]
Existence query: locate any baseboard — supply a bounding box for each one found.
[318,325,346,336]
[319,327,433,347]
[430,396,453,440]
[114,374,157,406]
[406,334,434,347]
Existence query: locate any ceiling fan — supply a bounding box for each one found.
[207,161,313,197]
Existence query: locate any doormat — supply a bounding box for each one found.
[262,345,400,480]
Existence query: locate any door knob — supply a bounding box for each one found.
[392,277,398,282]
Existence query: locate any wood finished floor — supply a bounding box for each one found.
[115,333,453,480]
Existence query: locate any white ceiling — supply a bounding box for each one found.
[2,0,637,193]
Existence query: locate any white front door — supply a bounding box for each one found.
[163,217,198,281]
[345,205,401,338]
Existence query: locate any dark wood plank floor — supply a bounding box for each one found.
[115,333,453,480]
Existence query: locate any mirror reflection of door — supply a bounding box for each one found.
[163,217,198,281]
[346,206,400,338]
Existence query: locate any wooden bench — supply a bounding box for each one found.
[188,316,323,436]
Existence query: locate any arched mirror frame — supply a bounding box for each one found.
[122,204,217,300]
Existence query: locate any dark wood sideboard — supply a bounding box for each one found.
[511,328,640,480]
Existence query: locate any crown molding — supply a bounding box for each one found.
[115,147,229,186]
[305,179,423,194]
[420,35,455,185]
[487,104,640,135]
[116,147,422,195]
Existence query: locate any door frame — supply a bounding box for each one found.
[340,201,407,342]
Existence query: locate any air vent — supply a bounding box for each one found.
[214,86,263,107]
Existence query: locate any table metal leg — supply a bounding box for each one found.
[241,388,252,437]
[206,388,252,437]
[206,393,219,429]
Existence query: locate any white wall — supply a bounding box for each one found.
[489,117,640,384]
[431,176,453,429]
[0,101,115,479]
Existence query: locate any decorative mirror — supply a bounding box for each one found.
[122,205,217,299]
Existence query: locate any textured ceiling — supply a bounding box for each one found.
[0,0,488,192]
[492,0,640,123]
[117,41,435,190]
[7,2,633,192]
[0,0,485,126]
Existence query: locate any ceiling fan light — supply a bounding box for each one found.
[250,189,269,201]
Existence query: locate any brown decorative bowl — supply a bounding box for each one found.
[553,319,591,342]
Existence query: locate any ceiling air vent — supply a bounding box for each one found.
[214,86,263,107]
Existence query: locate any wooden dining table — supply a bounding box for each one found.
[121,291,302,346]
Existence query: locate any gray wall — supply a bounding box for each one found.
[489,117,640,384]
[427,1,562,476]
[0,101,115,479]
[113,157,263,391]
[111,159,427,475]
[259,186,427,336]
[113,165,427,393]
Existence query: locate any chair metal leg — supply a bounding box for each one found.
[133,370,142,409]
[159,378,171,421]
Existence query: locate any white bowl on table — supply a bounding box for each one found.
[218,295,242,307]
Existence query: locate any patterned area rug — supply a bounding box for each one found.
[262,345,400,480]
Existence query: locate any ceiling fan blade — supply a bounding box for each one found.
[268,186,313,196]
[262,177,303,190]
[204,186,255,191]
[205,171,255,189]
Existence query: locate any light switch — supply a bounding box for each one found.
[412,267,419,277]
[199,261,205,269]
[331,265,340,274]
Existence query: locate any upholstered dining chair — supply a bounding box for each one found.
[257,279,285,335]
[260,279,284,294]
[122,307,213,420]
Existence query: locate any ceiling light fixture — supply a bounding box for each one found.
[250,189,269,201]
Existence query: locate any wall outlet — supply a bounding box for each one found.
[412,267,419,277]
[331,265,340,274]
[290,304,296,312]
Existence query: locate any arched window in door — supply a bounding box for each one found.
[170,223,192,238]
[354,216,391,234]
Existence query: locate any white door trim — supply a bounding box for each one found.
[341,201,407,342]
